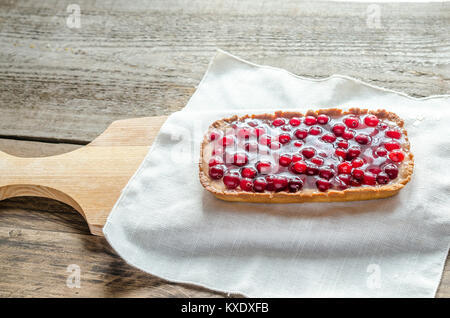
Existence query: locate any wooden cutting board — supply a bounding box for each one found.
[0,116,167,236]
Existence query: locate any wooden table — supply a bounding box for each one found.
[0,0,448,297]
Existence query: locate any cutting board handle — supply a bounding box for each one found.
[0,116,166,236]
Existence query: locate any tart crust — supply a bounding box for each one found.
[199,108,414,203]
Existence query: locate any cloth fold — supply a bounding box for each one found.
[104,50,450,297]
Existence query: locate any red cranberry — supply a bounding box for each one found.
[337,174,351,185]
[237,128,251,139]
[376,172,389,185]
[363,172,377,185]
[279,154,292,167]
[272,118,285,127]
[344,116,359,128]
[232,153,248,166]
[294,128,308,139]
[319,168,335,180]
[352,168,364,179]
[253,177,267,192]
[311,157,324,166]
[223,172,240,189]
[304,116,317,125]
[350,177,362,187]
[316,179,332,192]
[241,167,257,179]
[209,156,224,167]
[240,178,253,191]
[374,147,388,157]
[389,150,405,162]
[209,165,226,179]
[288,177,304,192]
[317,114,330,125]
[272,118,286,127]
[256,161,272,174]
[378,123,388,130]
[306,164,319,176]
[209,131,222,141]
[384,164,399,179]
[335,148,347,158]
[346,146,362,160]
[292,154,303,162]
[334,148,347,158]
[278,133,292,144]
[259,134,272,146]
[351,158,364,168]
[338,162,353,174]
[220,136,235,147]
[309,126,322,135]
[322,133,337,143]
[292,161,307,174]
[337,140,349,149]
[244,142,258,152]
[334,178,349,190]
[368,166,382,175]
[294,141,303,147]
[273,176,288,192]
[253,127,266,137]
[364,115,379,127]
[270,141,281,150]
[265,175,276,191]
[332,124,346,137]
[355,134,371,145]
[384,141,400,151]
[386,129,402,139]
[289,117,301,126]
[281,125,291,132]
[342,130,355,140]
[302,147,316,159]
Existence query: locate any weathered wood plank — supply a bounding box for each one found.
[0,203,89,235]
[0,201,230,297]
[0,0,448,143]
[437,255,450,298]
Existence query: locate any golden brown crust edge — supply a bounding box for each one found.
[199,108,414,203]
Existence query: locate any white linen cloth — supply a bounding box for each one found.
[104,50,450,297]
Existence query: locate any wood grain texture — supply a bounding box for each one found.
[0,0,448,298]
[0,116,167,235]
[0,138,81,157]
[0,198,231,297]
[0,0,448,143]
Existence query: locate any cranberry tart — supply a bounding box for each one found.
[199,108,414,203]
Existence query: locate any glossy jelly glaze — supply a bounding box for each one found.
[205,112,408,193]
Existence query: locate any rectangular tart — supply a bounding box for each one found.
[199,108,414,203]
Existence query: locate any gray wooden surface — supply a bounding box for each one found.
[0,0,449,297]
